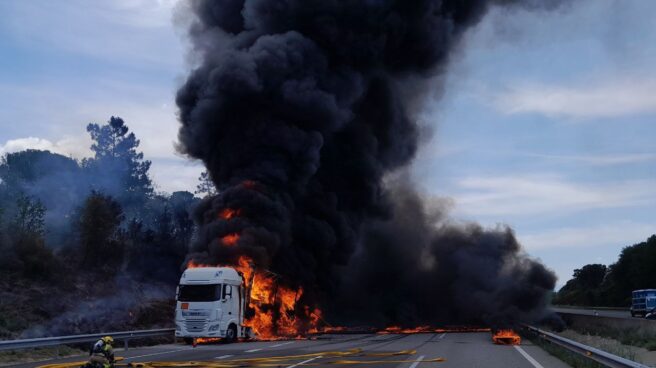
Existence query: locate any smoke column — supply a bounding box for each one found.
[176,0,558,330]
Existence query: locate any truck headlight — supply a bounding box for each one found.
[209,324,220,332]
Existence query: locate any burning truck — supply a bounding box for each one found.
[175,255,321,342]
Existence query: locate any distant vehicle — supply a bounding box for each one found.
[630,289,656,317]
[175,267,254,343]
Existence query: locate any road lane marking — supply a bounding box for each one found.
[124,348,193,360]
[514,345,545,368]
[286,355,323,367]
[438,333,446,339]
[408,355,425,368]
[272,341,294,348]
[245,348,262,352]
[215,354,233,359]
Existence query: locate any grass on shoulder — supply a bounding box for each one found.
[0,345,83,366]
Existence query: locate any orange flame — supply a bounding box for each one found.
[377,326,492,334]
[219,208,240,220]
[492,329,521,345]
[194,337,221,345]
[235,256,320,339]
[221,233,240,246]
[186,259,209,268]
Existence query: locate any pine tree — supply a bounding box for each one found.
[195,171,217,197]
[85,116,153,203]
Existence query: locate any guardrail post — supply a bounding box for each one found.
[124,339,129,351]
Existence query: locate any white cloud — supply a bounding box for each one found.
[451,175,656,217]
[527,152,656,166]
[150,158,203,194]
[0,136,91,159]
[495,78,656,119]
[519,221,656,251]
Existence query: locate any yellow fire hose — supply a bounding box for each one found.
[37,349,446,368]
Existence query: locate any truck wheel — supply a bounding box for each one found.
[225,324,237,343]
[183,338,194,345]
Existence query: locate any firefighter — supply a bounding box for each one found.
[88,336,115,368]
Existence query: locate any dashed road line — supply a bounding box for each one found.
[438,333,446,339]
[286,355,323,367]
[408,355,425,368]
[271,341,294,348]
[215,354,233,359]
[514,345,545,368]
[245,348,263,353]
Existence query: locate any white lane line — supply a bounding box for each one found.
[408,355,425,368]
[438,333,446,339]
[271,341,294,348]
[514,345,545,368]
[215,354,233,359]
[245,348,263,353]
[124,348,193,360]
[286,355,323,367]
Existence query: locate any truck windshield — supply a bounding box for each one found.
[178,284,221,302]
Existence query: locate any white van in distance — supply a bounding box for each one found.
[175,267,253,342]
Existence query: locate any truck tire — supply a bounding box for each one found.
[225,324,237,343]
[183,338,194,345]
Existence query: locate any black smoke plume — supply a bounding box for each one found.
[176,0,558,330]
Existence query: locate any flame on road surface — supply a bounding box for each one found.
[492,329,521,345]
[193,337,221,345]
[378,326,491,334]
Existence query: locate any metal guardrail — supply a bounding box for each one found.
[0,328,174,352]
[554,305,630,312]
[525,325,649,368]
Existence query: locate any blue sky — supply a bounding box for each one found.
[0,0,654,287]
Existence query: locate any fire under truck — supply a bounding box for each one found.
[174,267,254,343]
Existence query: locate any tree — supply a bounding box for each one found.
[572,264,607,289]
[125,191,197,283]
[13,195,46,237]
[85,116,153,204]
[0,150,82,201]
[9,195,57,280]
[78,191,125,271]
[603,235,656,305]
[195,171,216,197]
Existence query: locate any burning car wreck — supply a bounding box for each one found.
[174,0,560,340]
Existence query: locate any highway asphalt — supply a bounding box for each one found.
[553,306,634,319]
[14,332,571,368]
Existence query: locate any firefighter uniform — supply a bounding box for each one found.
[89,336,115,368]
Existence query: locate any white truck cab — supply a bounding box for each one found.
[175,267,252,342]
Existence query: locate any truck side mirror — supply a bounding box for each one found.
[223,285,233,299]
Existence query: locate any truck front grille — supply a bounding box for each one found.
[185,320,208,332]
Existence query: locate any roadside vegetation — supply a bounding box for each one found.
[0,345,83,366]
[528,334,605,368]
[0,117,211,339]
[554,235,656,307]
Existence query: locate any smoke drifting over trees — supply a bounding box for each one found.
[177,0,559,329]
[0,117,199,338]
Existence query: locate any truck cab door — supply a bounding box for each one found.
[222,284,236,319]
